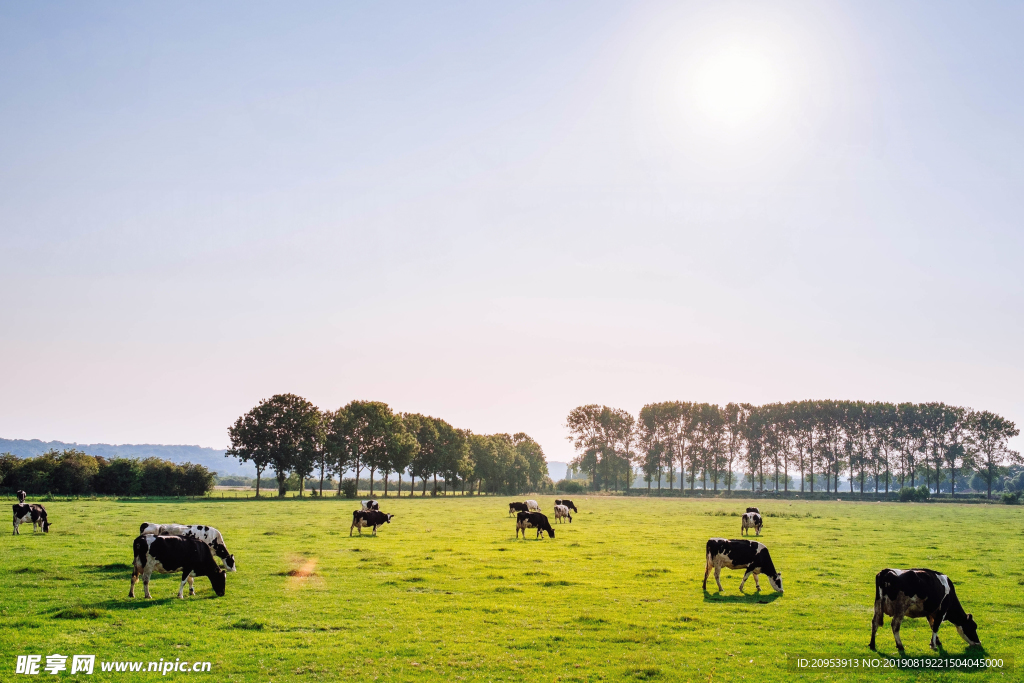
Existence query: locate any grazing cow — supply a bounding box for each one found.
[139,523,236,572]
[555,499,578,513]
[870,568,980,652]
[130,535,226,599]
[745,507,760,514]
[516,511,554,539]
[741,512,763,536]
[12,504,49,535]
[350,510,393,536]
[703,538,783,593]
[16,490,27,504]
[508,502,529,517]
[525,499,541,511]
[553,504,572,524]
[361,499,379,511]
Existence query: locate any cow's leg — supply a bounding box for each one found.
[892,616,905,651]
[12,519,17,535]
[753,573,762,591]
[869,600,883,650]
[178,570,190,599]
[129,566,139,598]
[927,614,943,650]
[703,556,712,590]
[715,566,725,592]
[143,573,153,600]
[739,569,752,591]
[372,525,378,536]
[187,573,196,596]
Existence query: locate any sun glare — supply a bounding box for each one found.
[691,46,777,129]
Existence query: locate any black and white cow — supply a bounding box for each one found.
[350,510,393,536]
[16,490,27,504]
[130,535,226,599]
[555,499,578,513]
[508,502,530,517]
[553,504,572,523]
[139,523,236,572]
[525,499,541,511]
[870,568,981,652]
[740,512,763,536]
[12,504,49,534]
[516,511,554,539]
[745,507,760,514]
[703,538,783,593]
[361,499,380,511]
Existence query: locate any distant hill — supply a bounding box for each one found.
[0,438,254,477]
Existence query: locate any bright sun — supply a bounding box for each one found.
[691,46,777,128]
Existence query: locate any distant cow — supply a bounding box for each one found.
[516,511,554,539]
[130,535,226,599]
[703,538,783,593]
[745,507,760,514]
[870,568,980,652]
[12,504,49,535]
[350,510,393,536]
[553,504,572,524]
[140,523,236,572]
[525,499,541,511]
[555,499,578,513]
[508,502,529,517]
[361,499,380,511]
[741,512,763,536]
[16,490,27,504]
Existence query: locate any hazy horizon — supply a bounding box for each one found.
[3,2,1023,462]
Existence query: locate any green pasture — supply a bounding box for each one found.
[2,496,1021,682]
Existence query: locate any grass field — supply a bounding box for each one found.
[2,496,1022,682]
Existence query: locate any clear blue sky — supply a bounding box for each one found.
[2,1,1022,462]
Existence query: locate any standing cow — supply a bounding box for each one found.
[525,500,541,511]
[870,568,980,652]
[508,502,529,517]
[350,510,394,536]
[130,535,226,599]
[139,523,236,571]
[12,504,49,534]
[703,538,783,593]
[516,511,554,539]
[361,500,380,511]
[553,504,572,524]
[555,499,578,513]
[741,512,763,536]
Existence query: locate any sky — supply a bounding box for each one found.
[1,1,1023,463]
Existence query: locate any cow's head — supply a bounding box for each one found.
[768,572,783,593]
[208,570,226,597]
[545,527,554,538]
[385,514,394,523]
[956,615,981,646]
[42,520,50,533]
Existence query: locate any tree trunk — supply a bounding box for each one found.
[422,477,427,496]
[255,469,262,498]
[369,468,375,495]
[319,467,325,497]
[384,473,389,497]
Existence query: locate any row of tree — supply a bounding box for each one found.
[227,395,549,497]
[566,401,1020,498]
[0,449,216,497]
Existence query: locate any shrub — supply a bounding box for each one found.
[340,479,358,498]
[899,487,916,502]
[1001,491,1019,505]
[94,458,142,496]
[556,479,584,494]
[916,485,930,502]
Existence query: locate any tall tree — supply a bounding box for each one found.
[228,394,315,497]
[969,410,1020,498]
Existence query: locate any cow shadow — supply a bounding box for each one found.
[87,595,214,611]
[702,590,782,604]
